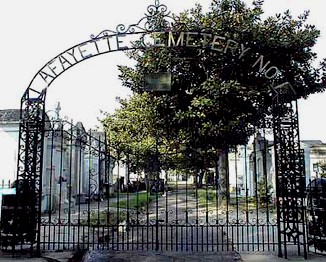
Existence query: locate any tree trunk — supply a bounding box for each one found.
[193,169,198,186]
[217,147,229,200]
[198,170,204,189]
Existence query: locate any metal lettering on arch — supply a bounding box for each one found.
[13,0,307,258]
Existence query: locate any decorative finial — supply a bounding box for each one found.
[91,0,173,38]
[55,102,61,120]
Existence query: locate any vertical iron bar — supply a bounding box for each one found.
[67,120,74,250]
[253,132,260,251]
[105,132,111,250]
[96,135,102,250]
[77,126,83,250]
[146,165,149,250]
[244,145,249,252]
[37,96,46,255]
[235,148,240,251]
[117,153,120,250]
[165,170,168,251]
[196,168,199,252]
[273,105,283,258]
[215,149,219,252]
[205,168,209,252]
[126,153,130,251]
[87,130,92,250]
[48,128,54,250]
[155,152,159,251]
[175,171,178,251]
[225,147,230,252]
[263,129,270,252]
[136,155,140,250]
[58,124,64,250]
[185,167,188,251]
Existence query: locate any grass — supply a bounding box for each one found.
[192,189,275,211]
[109,192,155,209]
[194,188,217,208]
[81,210,127,226]
[81,192,159,226]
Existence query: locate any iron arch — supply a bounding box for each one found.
[14,0,306,258]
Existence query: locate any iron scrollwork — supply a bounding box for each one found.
[14,89,47,254]
[273,99,307,258]
[91,0,176,39]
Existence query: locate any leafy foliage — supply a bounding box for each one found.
[102,93,158,174]
[317,161,326,178]
[257,175,273,204]
[102,0,326,175]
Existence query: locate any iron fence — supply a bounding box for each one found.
[3,119,282,253]
[3,115,324,257]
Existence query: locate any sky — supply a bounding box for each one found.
[0,0,325,140]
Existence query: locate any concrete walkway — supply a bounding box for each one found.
[0,250,74,261]
[82,250,241,261]
[0,250,325,261]
[241,252,326,261]
[119,189,231,252]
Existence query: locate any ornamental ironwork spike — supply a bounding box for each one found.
[91,0,176,39]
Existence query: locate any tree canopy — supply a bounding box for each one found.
[102,0,326,174]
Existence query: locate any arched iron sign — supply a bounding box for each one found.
[15,0,306,258]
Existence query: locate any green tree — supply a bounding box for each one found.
[102,93,156,179]
[105,0,326,191]
[317,161,326,178]
[102,93,187,181]
[257,176,273,205]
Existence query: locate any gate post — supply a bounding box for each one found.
[273,98,307,259]
[14,87,46,255]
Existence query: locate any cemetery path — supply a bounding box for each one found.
[113,188,232,251]
[39,188,232,251]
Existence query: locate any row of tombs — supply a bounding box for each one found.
[0,109,325,215]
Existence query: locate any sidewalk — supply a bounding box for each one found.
[240,252,326,261]
[82,250,242,261]
[0,251,74,262]
[0,250,325,262]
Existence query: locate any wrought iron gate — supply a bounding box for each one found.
[9,93,307,258]
[3,0,311,259]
